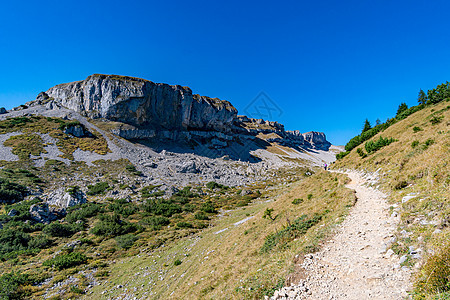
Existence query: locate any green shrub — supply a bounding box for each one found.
[292,198,303,205]
[108,199,138,217]
[43,252,87,270]
[65,202,104,223]
[411,141,419,148]
[174,259,182,266]
[0,272,30,299]
[28,234,52,249]
[413,126,423,133]
[336,151,349,160]
[43,222,82,238]
[176,222,193,229]
[364,136,396,154]
[194,212,209,220]
[206,181,229,190]
[144,199,182,217]
[0,178,28,204]
[140,216,170,230]
[91,214,137,237]
[201,200,216,213]
[307,194,313,200]
[356,148,367,158]
[261,214,322,253]
[423,138,435,149]
[125,164,142,176]
[430,115,443,125]
[115,234,138,249]
[87,182,110,195]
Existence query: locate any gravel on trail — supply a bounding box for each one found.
[270,170,412,300]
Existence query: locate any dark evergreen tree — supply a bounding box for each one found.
[375,118,381,126]
[418,89,427,105]
[362,119,371,133]
[396,102,408,116]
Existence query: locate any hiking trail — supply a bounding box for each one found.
[271,170,412,299]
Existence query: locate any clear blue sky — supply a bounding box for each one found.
[1,0,450,145]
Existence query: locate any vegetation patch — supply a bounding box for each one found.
[261,214,323,253]
[43,252,88,270]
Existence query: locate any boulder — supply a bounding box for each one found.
[46,187,86,208]
[0,107,7,114]
[176,161,199,173]
[29,203,65,224]
[63,124,93,138]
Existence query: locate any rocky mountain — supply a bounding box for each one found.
[0,74,341,299]
[31,74,331,152]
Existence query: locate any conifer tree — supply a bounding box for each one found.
[362,119,371,133]
[418,89,427,105]
[396,102,408,116]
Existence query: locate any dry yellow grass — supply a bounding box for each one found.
[87,171,355,299]
[333,100,450,299]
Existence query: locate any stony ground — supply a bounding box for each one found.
[270,170,412,300]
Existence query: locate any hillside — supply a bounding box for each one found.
[0,75,342,299]
[0,75,448,299]
[333,100,449,299]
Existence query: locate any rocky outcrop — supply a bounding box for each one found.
[302,131,331,150]
[43,74,237,133]
[0,107,6,114]
[29,203,65,224]
[36,74,332,152]
[46,187,86,208]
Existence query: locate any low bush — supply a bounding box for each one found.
[206,181,229,190]
[364,136,396,154]
[194,212,209,220]
[356,148,367,158]
[201,200,216,213]
[174,259,182,266]
[0,272,30,299]
[87,182,110,195]
[91,214,137,237]
[43,222,82,238]
[115,234,138,249]
[144,199,182,217]
[413,126,422,133]
[292,198,303,205]
[140,216,170,230]
[176,222,193,229]
[411,141,419,148]
[65,202,104,223]
[0,178,28,204]
[43,252,88,270]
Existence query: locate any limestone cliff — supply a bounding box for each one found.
[43,74,237,133]
[35,74,331,151]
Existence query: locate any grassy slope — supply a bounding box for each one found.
[87,171,356,299]
[333,100,450,299]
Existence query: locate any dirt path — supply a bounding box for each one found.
[271,170,412,299]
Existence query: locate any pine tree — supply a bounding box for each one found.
[375,118,381,126]
[396,102,408,116]
[418,89,427,105]
[362,119,371,133]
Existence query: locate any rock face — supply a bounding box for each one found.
[37,74,332,151]
[29,203,65,224]
[46,188,87,208]
[302,131,331,150]
[44,74,237,133]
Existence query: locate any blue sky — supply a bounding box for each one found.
[1,0,450,145]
